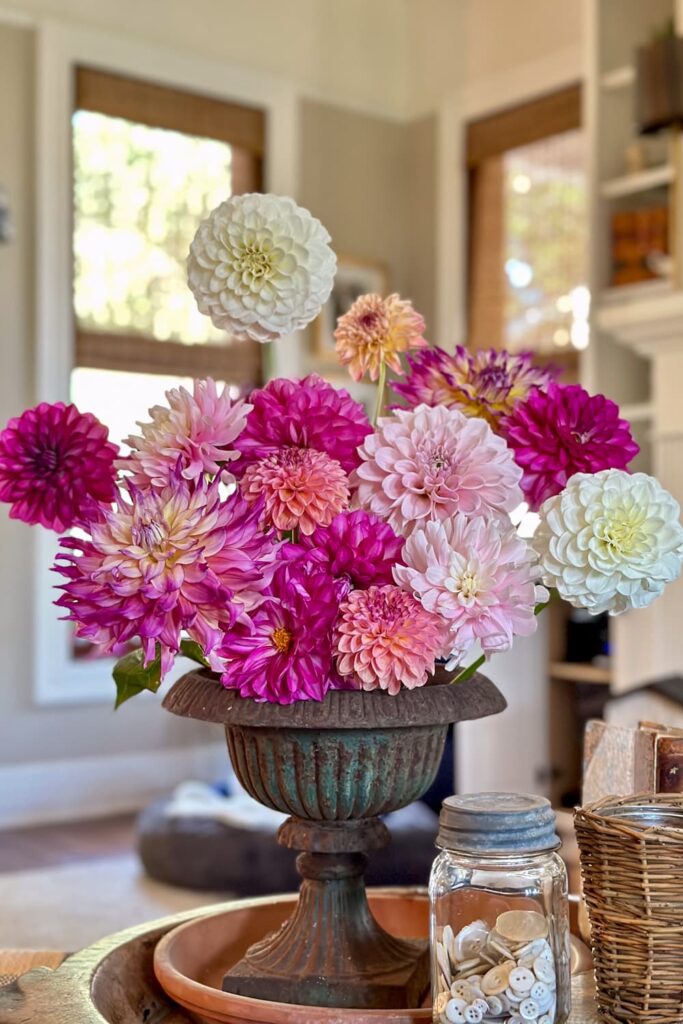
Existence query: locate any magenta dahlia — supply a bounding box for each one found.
[0,402,118,532]
[281,509,404,588]
[334,585,448,695]
[502,383,640,509]
[55,480,276,677]
[233,374,372,476]
[241,446,349,535]
[391,347,557,430]
[122,378,250,489]
[219,564,348,704]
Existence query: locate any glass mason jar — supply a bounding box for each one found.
[429,793,570,1024]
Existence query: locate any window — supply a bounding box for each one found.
[466,85,586,375]
[71,67,265,444]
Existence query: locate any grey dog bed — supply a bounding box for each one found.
[137,798,438,894]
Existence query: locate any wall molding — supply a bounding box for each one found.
[0,742,227,828]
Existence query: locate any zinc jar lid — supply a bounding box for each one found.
[437,792,561,854]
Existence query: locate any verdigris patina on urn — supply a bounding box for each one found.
[163,667,505,1010]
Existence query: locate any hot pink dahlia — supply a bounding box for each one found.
[281,509,404,588]
[0,402,118,532]
[219,565,348,704]
[241,446,349,535]
[333,293,427,382]
[122,378,250,489]
[353,403,523,538]
[502,383,640,510]
[55,481,276,677]
[391,347,557,430]
[233,374,372,476]
[334,584,447,695]
[394,516,547,664]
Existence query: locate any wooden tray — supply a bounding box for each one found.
[0,889,599,1023]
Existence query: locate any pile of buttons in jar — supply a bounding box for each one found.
[433,910,557,1023]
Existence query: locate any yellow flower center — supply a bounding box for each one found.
[237,244,273,280]
[458,571,480,599]
[271,626,292,654]
[603,513,643,556]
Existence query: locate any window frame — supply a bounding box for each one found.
[33,19,300,705]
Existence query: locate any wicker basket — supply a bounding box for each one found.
[575,794,683,1024]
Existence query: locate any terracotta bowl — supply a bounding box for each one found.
[154,889,592,1024]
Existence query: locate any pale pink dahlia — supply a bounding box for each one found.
[391,347,557,430]
[394,517,547,663]
[241,446,349,535]
[502,383,640,510]
[122,378,250,489]
[219,564,348,704]
[281,509,404,588]
[353,403,523,537]
[233,375,372,476]
[334,585,447,695]
[0,402,118,532]
[55,481,276,677]
[333,293,427,382]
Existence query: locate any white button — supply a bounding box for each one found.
[471,998,489,1016]
[533,957,555,986]
[531,981,550,1002]
[486,995,504,1016]
[505,987,523,1004]
[447,996,468,1012]
[508,1016,524,1024]
[445,999,466,1024]
[538,943,554,962]
[451,980,473,1000]
[509,967,535,994]
[539,1015,552,1024]
[520,998,541,1020]
[464,1007,483,1024]
[454,921,490,961]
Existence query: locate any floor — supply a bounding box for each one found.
[0,813,137,873]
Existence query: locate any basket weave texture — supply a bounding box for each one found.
[575,794,683,1024]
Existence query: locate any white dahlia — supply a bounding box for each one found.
[187,193,336,343]
[533,469,683,615]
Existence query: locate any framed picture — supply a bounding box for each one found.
[312,256,388,365]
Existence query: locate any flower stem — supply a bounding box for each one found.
[448,602,549,685]
[373,361,387,424]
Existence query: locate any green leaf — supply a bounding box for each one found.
[113,647,162,709]
[179,638,210,668]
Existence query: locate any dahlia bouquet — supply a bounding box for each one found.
[2,193,683,707]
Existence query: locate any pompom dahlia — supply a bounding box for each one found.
[391,346,556,430]
[187,193,336,343]
[281,509,404,588]
[122,378,250,489]
[241,446,349,535]
[502,383,639,510]
[334,585,447,695]
[333,293,427,382]
[233,374,372,476]
[0,402,118,532]
[219,565,347,704]
[353,403,523,537]
[55,481,276,677]
[533,469,683,615]
[394,516,546,663]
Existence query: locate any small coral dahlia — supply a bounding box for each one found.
[219,565,347,704]
[241,446,349,535]
[55,481,275,677]
[353,403,522,537]
[394,516,546,662]
[334,585,447,694]
[122,378,250,489]
[533,469,683,615]
[234,374,372,476]
[503,383,640,510]
[281,509,404,588]
[392,346,556,430]
[333,293,427,382]
[0,402,118,532]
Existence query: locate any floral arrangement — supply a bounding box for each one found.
[2,193,683,706]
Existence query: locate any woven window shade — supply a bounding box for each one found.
[466,85,581,168]
[73,67,264,387]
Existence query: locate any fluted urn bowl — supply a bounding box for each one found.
[163,668,505,1011]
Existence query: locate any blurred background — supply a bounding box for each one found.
[3,0,683,949]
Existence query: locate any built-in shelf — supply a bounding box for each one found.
[599,277,673,307]
[550,661,612,686]
[600,164,674,198]
[619,401,654,423]
[601,65,636,90]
